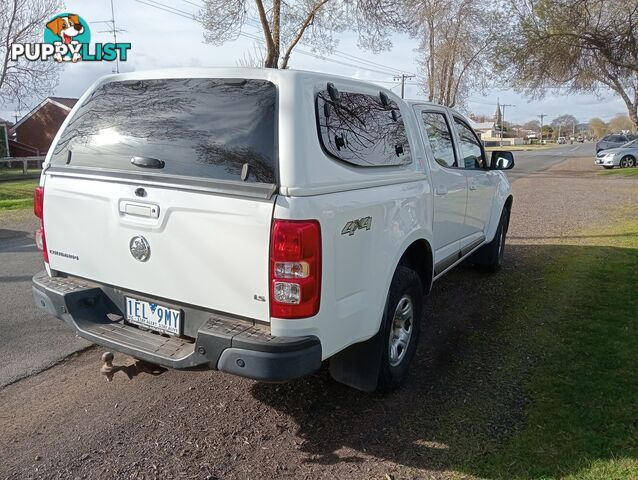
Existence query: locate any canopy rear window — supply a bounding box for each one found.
[51,78,277,184]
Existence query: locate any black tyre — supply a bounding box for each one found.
[471,206,510,273]
[620,155,635,168]
[377,266,423,392]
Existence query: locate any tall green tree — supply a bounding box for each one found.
[497,0,638,128]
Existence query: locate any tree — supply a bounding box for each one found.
[608,114,635,133]
[522,119,540,131]
[589,117,608,137]
[551,114,578,138]
[0,0,62,109]
[497,0,638,129]
[200,0,408,69]
[414,0,496,108]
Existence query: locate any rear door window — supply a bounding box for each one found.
[50,78,278,184]
[316,88,411,167]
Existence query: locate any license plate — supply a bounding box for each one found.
[125,297,181,335]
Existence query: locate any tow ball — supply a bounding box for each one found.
[100,352,116,382]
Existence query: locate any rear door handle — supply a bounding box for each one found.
[119,201,160,219]
[434,185,448,196]
[469,183,477,191]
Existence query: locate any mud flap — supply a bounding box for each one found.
[328,330,384,392]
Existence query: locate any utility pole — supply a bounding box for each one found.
[500,103,515,147]
[393,74,415,99]
[538,114,547,144]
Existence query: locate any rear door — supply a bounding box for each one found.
[43,77,278,322]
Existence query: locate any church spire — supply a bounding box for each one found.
[495,98,502,128]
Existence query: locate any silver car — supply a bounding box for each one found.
[595,139,638,169]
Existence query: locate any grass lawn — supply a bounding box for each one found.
[603,167,638,177]
[0,168,41,178]
[0,179,38,211]
[469,211,638,479]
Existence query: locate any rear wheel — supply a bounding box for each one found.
[377,266,423,392]
[620,156,635,168]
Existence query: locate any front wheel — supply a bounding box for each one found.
[470,206,510,272]
[377,266,423,392]
[620,156,635,168]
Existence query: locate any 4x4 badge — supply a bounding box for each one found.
[129,236,151,262]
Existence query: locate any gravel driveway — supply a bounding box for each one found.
[0,155,635,480]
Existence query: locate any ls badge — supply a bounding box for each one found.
[129,235,151,262]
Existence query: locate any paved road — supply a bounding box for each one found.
[0,213,90,387]
[0,143,596,388]
[505,142,595,180]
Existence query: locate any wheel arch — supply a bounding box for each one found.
[397,238,434,295]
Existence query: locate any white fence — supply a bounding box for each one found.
[0,156,45,177]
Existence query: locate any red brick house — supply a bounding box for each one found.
[9,97,77,157]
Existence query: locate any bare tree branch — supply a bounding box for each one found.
[0,0,62,110]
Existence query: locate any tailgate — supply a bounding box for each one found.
[41,76,280,322]
[43,174,275,321]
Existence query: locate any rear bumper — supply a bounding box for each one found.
[32,271,321,382]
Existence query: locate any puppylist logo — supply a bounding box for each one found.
[10,13,131,64]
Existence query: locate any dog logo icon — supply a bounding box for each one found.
[10,12,130,64]
[44,13,90,63]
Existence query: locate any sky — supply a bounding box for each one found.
[1,0,629,126]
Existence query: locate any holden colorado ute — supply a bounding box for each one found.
[32,68,514,392]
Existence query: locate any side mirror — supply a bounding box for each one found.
[490,151,514,170]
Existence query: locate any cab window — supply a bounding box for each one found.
[421,111,457,168]
[454,118,486,169]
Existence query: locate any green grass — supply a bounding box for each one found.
[471,214,638,479]
[0,179,38,210]
[603,168,638,177]
[0,168,41,177]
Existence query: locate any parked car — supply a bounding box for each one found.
[31,69,514,392]
[595,139,638,169]
[576,136,584,143]
[558,136,566,144]
[596,133,638,153]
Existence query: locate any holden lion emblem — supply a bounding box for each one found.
[129,236,150,262]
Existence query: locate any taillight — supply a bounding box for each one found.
[34,187,48,263]
[270,219,321,318]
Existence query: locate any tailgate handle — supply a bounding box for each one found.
[119,201,160,219]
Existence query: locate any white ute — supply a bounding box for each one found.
[32,68,514,392]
